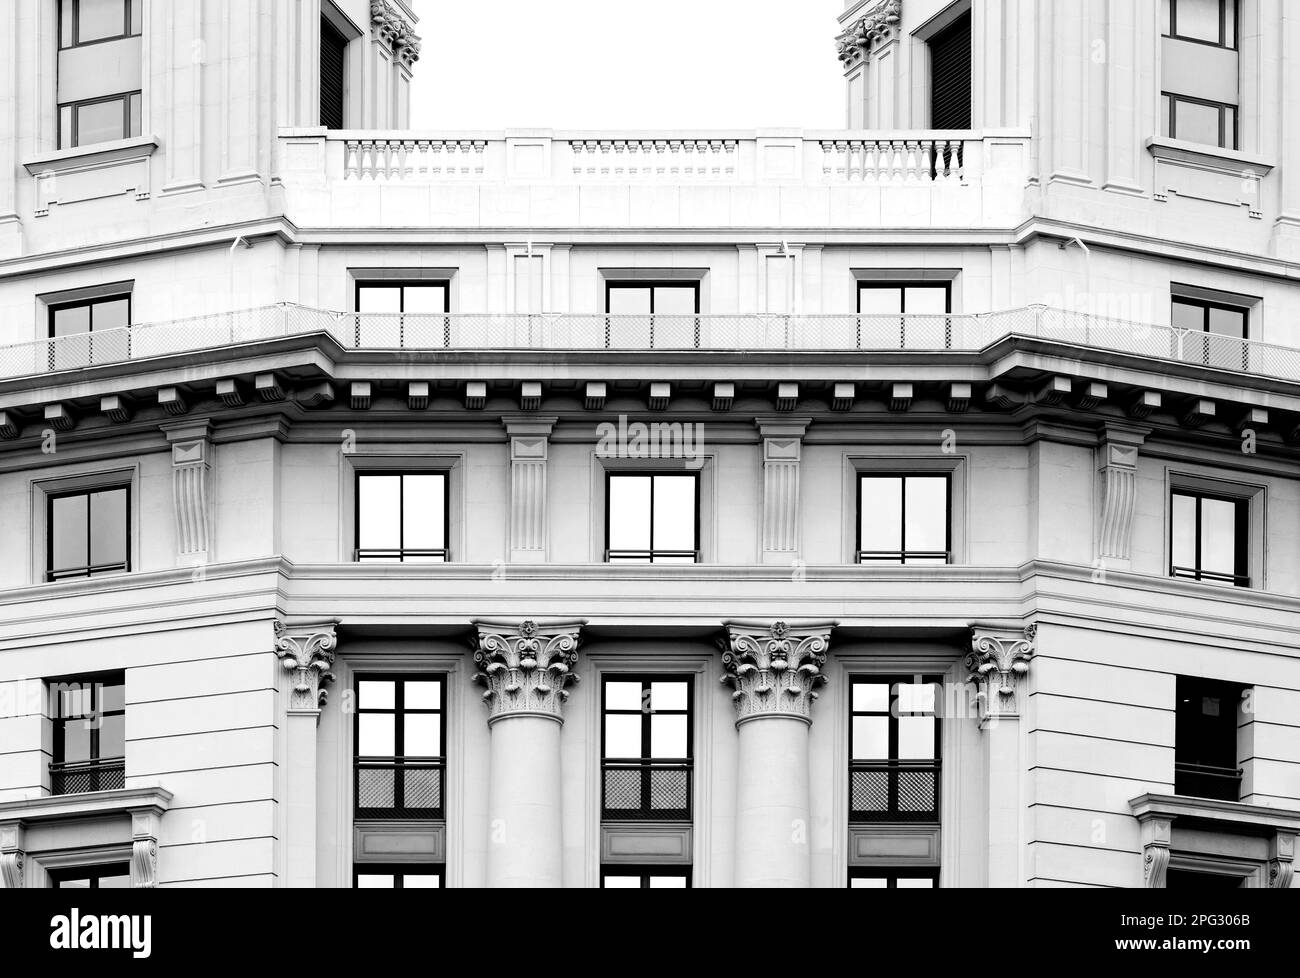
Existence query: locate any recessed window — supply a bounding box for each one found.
[602,676,692,821]
[601,867,690,888]
[857,475,950,565]
[849,869,938,888]
[1171,295,1249,369]
[927,10,972,130]
[606,283,699,316]
[850,676,941,823]
[320,15,347,130]
[356,472,448,563]
[49,863,131,888]
[354,675,445,820]
[354,865,443,888]
[58,92,142,150]
[1162,94,1238,151]
[49,672,125,795]
[857,283,951,316]
[1165,0,1237,49]
[47,485,130,583]
[1175,676,1245,802]
[354,281,450,347]
[356,282,450,314]
[1170,489,1248,587]
[59,0,141,48]
[606,474,699,564]
[47,293,131,370]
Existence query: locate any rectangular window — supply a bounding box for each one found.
[857,475,950,565]
[354,675,445,820]
[1171,295,1249,369]
[49,863,132,888]
[49,672,126,795]
[354,281,450,348]
[354,865,443,888]
[47,485,130,583]
[1165,0,1237,49]
[356,472,448,563]
[606,281,701,349]
[601,676,692,821]
[1175,676,1245,802]
[320,15,347,130]
[858,282,953,349]
[1162,93,1238,150]
[58,92,142,150]
[606,473,699,564]
[849,869,938,888]
[849,676,941,823]
[601,867,691,888]
[1170,489,1248,587]
[928,10,972,129]
[59,0,141,48]
[48,292,131,370]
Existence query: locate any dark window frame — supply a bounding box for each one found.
[57,91,142,150]
[59,0,141,49]
[1175,675,1246,802]
[354,471,451,563]
[600,674,693,822]
[848,674,943,824]
[352,863,446,888]
[600,866,693,888]
[604,471,701,564]
[855,473,952,565]
[1169,488,1250,587]
[1165,0,1238,49]
[49,863,132,888]
[604,281,702,349]
[45,484,131,583]
[353,280,452,348]
[856,281,955,349]
[1163,92,1239,150]
[926,9,973,131]
[353,673,447,820]
[848,867,940,888]
[1171,293,1250,369]
[49,671,126,796]
[46,290,134,369]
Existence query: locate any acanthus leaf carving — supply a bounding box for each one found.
[274,619,339,713]
[836,0,902,65]
[966,623,1036,722]
[472,619,585,723]
[721,620,835,724]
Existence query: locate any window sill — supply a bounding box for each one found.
[0,784,172,823]
[1130,793,1300,833]
[22,136,159,176]
[1145,137,1276,176]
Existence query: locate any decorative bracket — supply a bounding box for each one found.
[720,620,835,725]
[162,420,213,565]
[128,805,165,889]
[0,822,23,889]
[274,619,339,714]
[967,624,1036,722]
[756,418,810,562]
[1270,831,1296,889]
[1098,425,1147,563]
[472,619,585,723]
[1138,814,1173,888]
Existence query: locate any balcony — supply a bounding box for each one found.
[4,305,1300,384]
[50,757,125,796]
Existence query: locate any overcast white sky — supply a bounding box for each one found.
[408,0,846,131]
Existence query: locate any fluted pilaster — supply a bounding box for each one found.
[1098,426,1147,563]
[504,418,556,562]
[163,420,213,564]
[472,619,584,724]
[757,419,809,562]
[967,624,1036,723]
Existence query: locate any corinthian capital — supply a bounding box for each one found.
[472,620,585,723]
[836,0,902,65]
[274,620,339,712]
[721,620,834,724]
[966,624,1036,722]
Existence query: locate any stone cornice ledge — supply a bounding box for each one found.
[1145,137,1275,175]
[22,136,160,176]
[0,786,173,824]
[1130,793,1300,834]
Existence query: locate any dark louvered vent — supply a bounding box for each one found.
[320,18,347,130]
[929,12,972,130]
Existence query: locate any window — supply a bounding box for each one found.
[601,677,692,821]
[1171,295,1249,369]
[49,864,131,888]
[850,676,941,823]
[354,865,443,888]
[1165,869,1244,889]
[858,282,953,348]
[606,282,700,348]
[59,0,141,48]
[1165,0,1237,49]
[928,11,972,130]
[47,292,131,370]
[58,92,142,150]
[606,474,699,564]
[1175,676,1245,802]
[601,867,690,888]
[1162,94,1238,151]
[354,676,445,819]
[356,472,448,563]
[857,475,950,565]
[320,16,347,130]
[849,869,938,888]
[47,485,129,583]
[49,672,125,795]
[1170,489,1248,587]
[354,281,450,347]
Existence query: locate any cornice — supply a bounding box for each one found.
[0,786,173,824]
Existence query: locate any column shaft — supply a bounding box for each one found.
[486,715,563,887]
[735,717,811,887]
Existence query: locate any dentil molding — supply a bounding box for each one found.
[720,620,835,724]
[472,619,585,723]
[274,619,339,713]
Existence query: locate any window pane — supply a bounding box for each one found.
[356,874,395,888]
[1172,299,1204,332]
[53,305,92,337]
[403,286,446,314]
[607,287,652,315]
[403,714,440,756]
[851,877,888,888]
[99,712,125,757]
[1172,494,1197,570]
[608,477,651,552]
[358,476,401,551]
[1200,497,1238,576]
[129,0,141,35]
[604,714,642,759]
[57,877,91,889]
[358,714,395,756]
[358,680,395,710]
[404,680,440,710]
[650,681,687,712]
[859,287,903,315]
[62,719,92,763]
[59,105,74,149]
[403,874,441,888]
[92,298,131,332]
[357,286,401,314]
[76,98,127,146]
[603,876,641,888]
[652,476,696,552]
[897,681,936,715]
[852,683,889,713]
[89,488,127,569]
[898,716,936,760]
[649,875,687,888]
[1207,306,1247,338]
[128,92,141,137]
[1172,0,1223,42]
[904,287,948,314]
[852,716,889,760]
[52,494,89,574]
[897,877,935,888]
[1173,99,1223,147]
[904,478,947,554]
[100,680,126,714]
[56,683,93,720]
[76,0,127,43]
[605,681,643,712]
[650,714,687,758]
[859,478,903,554]
[402,475,445,551]
[61,0,75,46]
[653,286,697,315]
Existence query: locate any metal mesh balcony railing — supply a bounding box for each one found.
[355,757,444,819]
[601,760,692,821]
[6,305,1300,385]
[50,757,125,795]
[850,760,941,823]
[1174,762,1243,803]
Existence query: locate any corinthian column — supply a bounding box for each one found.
[473,619,584,887]
[722,620,834,887]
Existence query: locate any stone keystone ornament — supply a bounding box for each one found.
[472,619,585,722]
[721,620,835,724]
